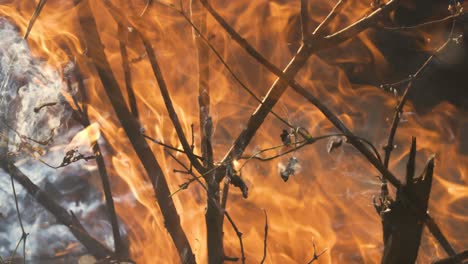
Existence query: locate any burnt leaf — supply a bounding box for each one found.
[230,175,248,198]
[280,156,298,182]
[327,136,344,153]
[280,129,291,146]
[60,149,95,167]
[179,181,189,190]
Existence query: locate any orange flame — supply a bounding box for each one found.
[0,0,466,263]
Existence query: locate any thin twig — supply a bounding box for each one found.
[118,24,139,118]
[99,0,205,174]
[9,173,28,264]
[23,0,48,39]
[381,19,456,89]
[300,0,310,40]
[260,209,268,264]
[141,36,205,173]
[312,0,347,36]
[2,162,115,260]
[224,211,245,264]
[198,0,457,256]
[380,17,457,194]
[239,133,382,170]
[70,65,125,256]
[75,2,196,262]
[383,81,412,169]
[306,239,327,264]
[143,133,203,159]
[383,12,465,31]
[127,0,298,131]
[165,149,207,193]
[165,150,245,264]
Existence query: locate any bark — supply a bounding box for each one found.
[376,138,434,264]
[191,1,223,262]
[74,1,196,262]
[2,162,114,260]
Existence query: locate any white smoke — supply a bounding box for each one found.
[0,18,114,262]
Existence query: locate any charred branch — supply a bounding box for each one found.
[74,1,196,263]
[306,239,327,264]
[118,24,139,119]
[189,0,225,262]
[23,0,47,40]
[199,0,457,257]
[383,82,412,168]
[200,0,397,166]
[260,210,268,264]
[311,0,347,37]
[2,162,115,260]
[164,150,245,264]
[376,140,435,263]
[70,65,126,257]
[102,0,204,175]
[433,249,468,264]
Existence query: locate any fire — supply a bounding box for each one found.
[67,123,101,151]
[0,0,466,263]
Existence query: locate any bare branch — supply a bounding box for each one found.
[312,0,347,37]
[2,162,115,260]
[323,0,398,44]
[9,171,28,264]
[197,0,459,256]
[224,212,245,264]
[198,0,398,168]
[23,0,48,40]
[143,133,203,159]
[300,0,310,40]
[165,151,245,264]
[75,1,196,262]
[383,81,412,169]
[306,239,327,264]
[432,249,468,264]
[383,12,466,31]
[103,0,204,174]
[118,24,139,118]
[68,65,125,256]
[260,210,268,264]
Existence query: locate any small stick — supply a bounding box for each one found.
[75,1,196,262]
[383,81,412,169]
[306,239,327,264]
[143,133,203,159]
[3,162,115,260]
[383,13,465,31]
[432,249,468,264]
[118,24,139,118]
[300,0,310,40]
[198,0,457,256]
[33,102,57,113]
[260,209,268,264]
[165,150,245,264]
[23,0,48,40]
[312,0,347,36]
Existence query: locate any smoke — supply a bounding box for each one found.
[0,18,113,262]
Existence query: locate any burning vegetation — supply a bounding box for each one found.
[0,0,467,263]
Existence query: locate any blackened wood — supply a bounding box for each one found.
[190,1,223,263]
[2,162,114,260]
[379,139,434,264]
[74,1,196,263]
